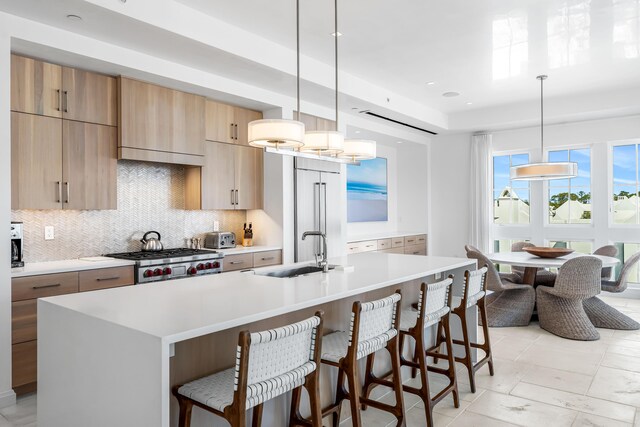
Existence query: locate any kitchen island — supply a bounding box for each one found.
[37,252,476,427]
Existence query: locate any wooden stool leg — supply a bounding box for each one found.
[346,365,363,427]
[388,338,406,426]
[415,332,434,427]
[479,299,495,376]
[252,404,264,427]
[306,377,323,427]
[289,386,302,427]
[177,398,193,427]
[442,315,460,408]
[459,309,476,393]
[432,321,444,365]
[361,352,376,410]
[331,368,346,427]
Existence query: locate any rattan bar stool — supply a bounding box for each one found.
[320,291,405,427]
[394,277,459,427]
[433,267,494,393]
[172,312,324,427]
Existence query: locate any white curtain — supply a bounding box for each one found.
[469,133,493,253]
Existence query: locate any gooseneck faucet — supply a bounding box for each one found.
[302,231,328,272]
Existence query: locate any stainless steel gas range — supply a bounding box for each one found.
[106,248,224,284]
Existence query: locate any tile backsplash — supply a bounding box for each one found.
[12,160,247,262]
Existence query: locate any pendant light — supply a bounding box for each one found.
[300,0,345,155]
[510,75,577,180]
[338,138,377,161]
[248,0,305,149]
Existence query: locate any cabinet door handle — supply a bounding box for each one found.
[230,123,234,140]
[234,124,238,140]
[56,89,61,111]
[229,261,245,265]
[261,257,275,261]
[64,182,70,204]
[365,245,374,248]
[63,91,68,113]
[235,189,238,205]
[56,181,62,203]
[32,283,61,290]
[231,189,235,205]
[96,276,120,282]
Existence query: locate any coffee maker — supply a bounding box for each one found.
[11,222,24,268]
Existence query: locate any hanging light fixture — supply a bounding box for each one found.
[338,139,377,161]
[300,0,345,155]
[510,75,577,181]
[248,0,305,149]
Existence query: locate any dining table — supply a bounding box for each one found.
[487,252,620,286]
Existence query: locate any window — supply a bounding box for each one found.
[493,239,530,273]
[548,148,591,224]
[613,143,640,224]
[614,243,640,285]
[548,240,593,254]
[547,0,591,68]
[493,153,530,224]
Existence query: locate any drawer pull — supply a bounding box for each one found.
[261,257,275,261]
[229,261,245,265]
[96,276,120,282]
[365,245,374,248]
[413,251,419,254]
[32,283,61,290]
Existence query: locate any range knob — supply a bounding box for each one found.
[187,266,197,275]
[143,269,153,278]
[163,267,172,275]
[153,268,163,276]
[205,262,213,269]
[196,263,205,271]
[212,261,220,269]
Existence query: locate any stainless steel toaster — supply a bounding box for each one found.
[205,232,236,249]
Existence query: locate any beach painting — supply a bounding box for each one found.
[347,157,388,222]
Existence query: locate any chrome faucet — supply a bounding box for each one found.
[302,231,328,272]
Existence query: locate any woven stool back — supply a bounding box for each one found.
[349,292,401,360]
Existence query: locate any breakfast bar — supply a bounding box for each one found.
[37,253,476,427]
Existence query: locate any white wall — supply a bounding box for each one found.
[397,142,430,234]
[428,134,473,258]
[0,29,15,407]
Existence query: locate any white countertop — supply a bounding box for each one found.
[347,231,427,243]
[41,253,474,344]
[11,257,136,278]
[216,245,281,255]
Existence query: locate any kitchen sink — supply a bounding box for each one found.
[254,265,336,278]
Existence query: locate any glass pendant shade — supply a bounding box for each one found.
[300,131,344,154]
[338,139,376,161]
[248,119,305,148]
[510,162,578,181]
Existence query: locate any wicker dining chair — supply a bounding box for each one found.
[583,251,640,331]
[536,257,602,341]
[173,313,324,427]
[510,241,557,287]
[465,249,536,327]
[464,245,521,284]
[593,245,618,280]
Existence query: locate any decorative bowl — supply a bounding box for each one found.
[523,247,574,259]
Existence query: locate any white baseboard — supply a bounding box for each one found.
[0,389,16,409]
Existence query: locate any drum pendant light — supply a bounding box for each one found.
[301,0,345,155]
[248,0,305,149]
[510,75,577,180]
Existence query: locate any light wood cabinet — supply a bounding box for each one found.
[185,141,263,210]
[377,239,392,250]
[63,121,117,210]
[62,67,117,126]
[11,300,37,345]
[78,266,135,292]
[11,55,116,126]
[205,100,262,146]
[253,250,282,268]
[11,54,62,118]
[347,234,428,257]
[11,112,63,210]
[11,112,117,210]
[299,112,336,132]
[12,340,37,390]
[224,253,254,272]
[12,272,79,302]
[118,77,205,166]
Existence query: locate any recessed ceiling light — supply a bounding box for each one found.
[442,92,460,98]
[426,81,436,86]
[331,32,343,37]
[355,130,361,134]
[351,107,359,110]
[466,102,473,105]
[66,14,83,21]
[397,141,403,144]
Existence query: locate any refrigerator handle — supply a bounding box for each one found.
[321,183,327,257]
[314,182,321,256]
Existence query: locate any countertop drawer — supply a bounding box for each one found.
[346,242,363,254]
[79,266,134,292]
[12,300,37,345]
[403,235,421,246]
[416,234,427,245]
[12,272,78,302]
[377,239,392,250]
[253,250,282,268]
[360,240,378,252]
[404,244,427,256]
[379,247,405,254]
[224,253,253,272]
[12,340,37,388]
[391,237,405,248]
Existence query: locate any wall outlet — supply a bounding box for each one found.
[434,272,443,280]
[213,221,220,231]
[44,226,55,240]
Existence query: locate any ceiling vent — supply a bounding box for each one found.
[360,110,438,135]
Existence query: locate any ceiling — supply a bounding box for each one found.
[178,0,640,113]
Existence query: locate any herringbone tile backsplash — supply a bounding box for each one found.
[12,161,247,262]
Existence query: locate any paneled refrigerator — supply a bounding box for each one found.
[294,157,343,263]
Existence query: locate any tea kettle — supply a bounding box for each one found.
[140,231,163,252]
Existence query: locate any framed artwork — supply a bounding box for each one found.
[347,157,388,222]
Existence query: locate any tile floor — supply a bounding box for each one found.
[2,295,640,426]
